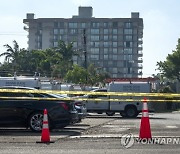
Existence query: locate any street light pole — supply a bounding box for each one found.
[83,29,88,83]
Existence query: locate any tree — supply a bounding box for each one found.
[55,40,74,62]
[157,38,180,81]
[64,65,87,84]
[87,64,110,86]
[64,64,110,85]
[87,64,98,85]
[54,40,78,78]
[0,40,22,71]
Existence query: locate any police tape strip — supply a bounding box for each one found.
[0,89,180,98]
[0,96,180,102]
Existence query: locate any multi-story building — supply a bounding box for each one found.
[23,6,143,78]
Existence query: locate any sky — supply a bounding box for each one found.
[0,0,180,77]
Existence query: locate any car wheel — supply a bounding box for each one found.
[125,106,138,118]
[29,112,43,132]
[106,111,115,116]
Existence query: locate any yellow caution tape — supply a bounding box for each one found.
[0,89,180,97]
[0,96,180,102]
[0,89,180,102]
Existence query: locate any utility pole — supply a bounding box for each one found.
[83,29,88,83]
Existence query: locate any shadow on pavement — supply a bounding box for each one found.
[0,127,83,137]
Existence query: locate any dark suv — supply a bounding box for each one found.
[0,86,79,132]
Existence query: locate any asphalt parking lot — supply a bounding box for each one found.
[0,112,180,154]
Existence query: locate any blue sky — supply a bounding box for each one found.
[0,0,180,77]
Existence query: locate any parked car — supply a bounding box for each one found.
[46,93,87,122]
[0,86,79,132]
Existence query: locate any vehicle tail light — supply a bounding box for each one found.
[60,102,69,111]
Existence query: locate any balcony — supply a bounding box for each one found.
[138,49,143,57]
[138,40,143,44]
[138,58,143,63]
[138,64,143,69]
[23,26,29,32]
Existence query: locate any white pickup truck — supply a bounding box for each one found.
[86,81,154,118]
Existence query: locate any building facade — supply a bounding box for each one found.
[23,6,143,78]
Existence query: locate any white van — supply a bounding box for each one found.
[0,76,41,89]
[86,81,154,118]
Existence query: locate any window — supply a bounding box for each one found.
[117,61,123,67]
[108,61,113,66]
[113,42,117,47]
[124,41,133,48]
[69,29,77,34]
[91,29,99,34]
[90,42,99,47]
[104,55,108,60]
[112,22,118,28]
[104,22,108,27]
[54,22,58,28]
[104,35,109,40]
[112,35,117,40]
[59,22,64,28]
[104,48,108,54]
[90,55,99,60]
[38,30,42,35]
[124,48,132,54]
[53,35,58,41]
[69,23,77,28]
[91,36,99,41]
[125,22,132,28]
[112,68,118,73]
[112,55,118,60]
[73,42,77,48]
[81,23,86,28]
[38,22,42,28]
[90,48,99,54]
[124,29,133,34]
[53,29,58,35]
[123,55,133,61]
[37,35,41,41]
[113,29,118,34]
[59,35,63,40]
[54,42,58,47]
[125,35,132,41]
[112,74,117,78]
[104,29,109,34]
[59,29,64,34]
[104,42,109,47]
[91,22,100,28]
[37,42,42,49]
[112,48,117,54]
[94,42,99,47]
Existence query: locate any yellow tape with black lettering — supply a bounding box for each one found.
[0,96,179,102]
[0,88,180,97]
[0,89,180,102]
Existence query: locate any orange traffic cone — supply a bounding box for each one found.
[139,98,152,139]
[36,109,54,144]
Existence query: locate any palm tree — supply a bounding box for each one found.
[56,40,74,62]
[0,40,21,71]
